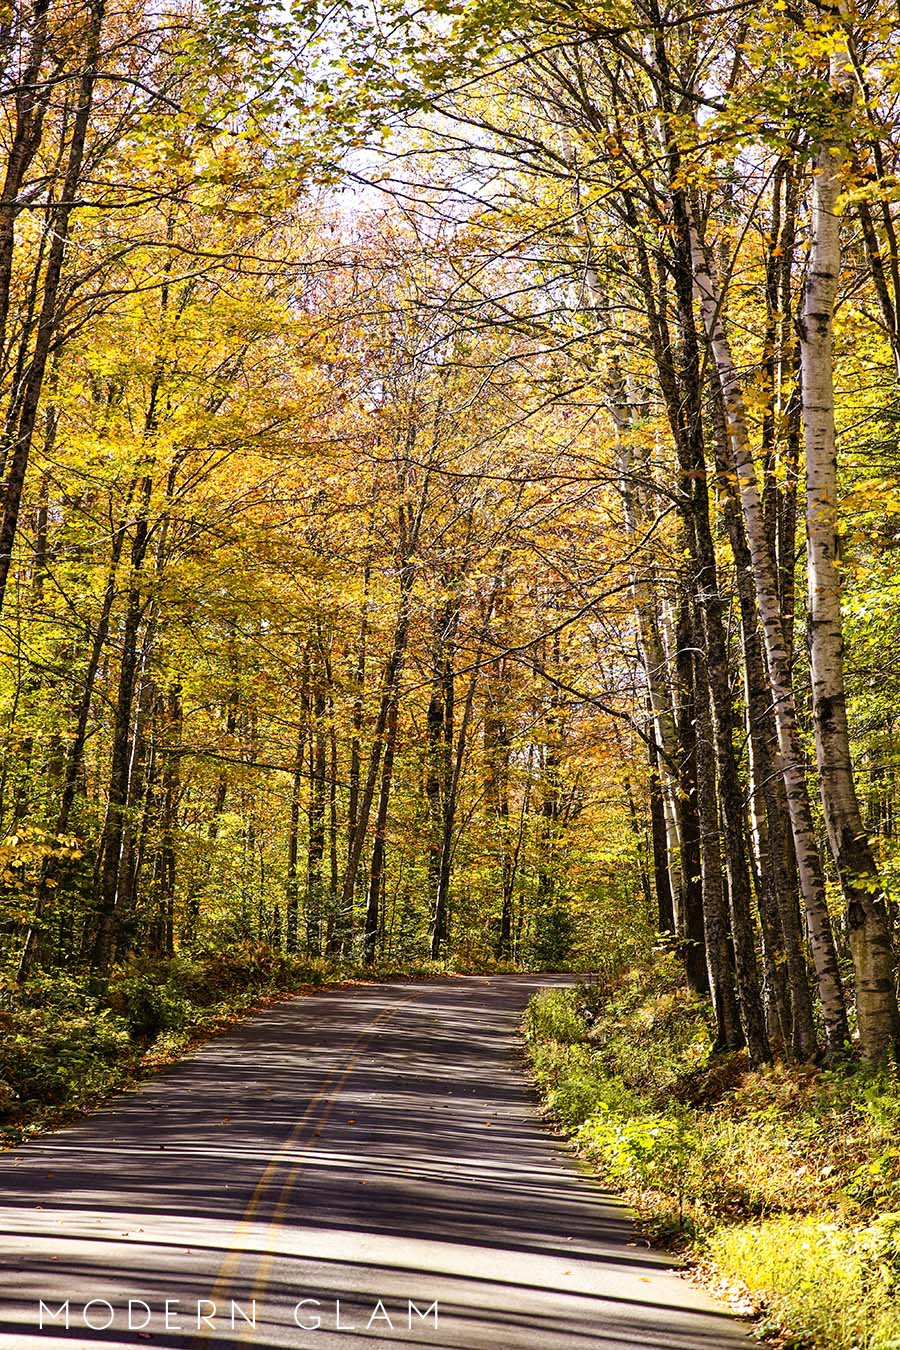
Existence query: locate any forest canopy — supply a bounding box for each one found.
[2,0,900,1068]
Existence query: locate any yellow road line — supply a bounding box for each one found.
[201,993,417,1333]
[237,1002,410,1338]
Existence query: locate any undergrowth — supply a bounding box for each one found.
[524,956,900,1350]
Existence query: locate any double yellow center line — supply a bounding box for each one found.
[202,992,418,1337]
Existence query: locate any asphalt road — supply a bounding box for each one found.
[0,975,750,1349]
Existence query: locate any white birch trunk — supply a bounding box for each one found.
[800,49,900,1061]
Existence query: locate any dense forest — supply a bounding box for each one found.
[2,0,900,1076]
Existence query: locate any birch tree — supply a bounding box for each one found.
[799,34,900,1060]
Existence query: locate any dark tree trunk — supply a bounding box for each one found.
[692,640,744,1052]
[285,722,305,954]
[648,722,675,934]
[672,587,709,996]
[364,700,398,963]
[306,685,327,956]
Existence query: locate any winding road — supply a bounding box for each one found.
[0,975,749,1348]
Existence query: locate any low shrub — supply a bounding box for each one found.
[0,994,131,1109]
[524,987,589,1045]
[535,1043,642,1126]
[578,1105,700,1226]
[710,1216,900,1350]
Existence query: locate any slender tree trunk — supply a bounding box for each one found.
[430,578,499,958]
[431,650,482,960]
[113,665,156,959]
[692,646,744,1052]
[647,719,675,934]
[574,173,687,933]
[800,49,900,1060]
[155,686,180,957]
[364,700,398,963]
[325,708,340,952]
[485,607,516,956]
[17,490,138,979]
[647,602,687,930]
[775,164,802,669]
[670,587,710,996]
[346,563,369,868]
[425,595,456,902]
[285,722,304,954]
[857,197,900,383]
[306,685,327,955]
[615,434,686,934]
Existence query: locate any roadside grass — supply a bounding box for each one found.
[524,958,900,1350]
[0,945,520,1143]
